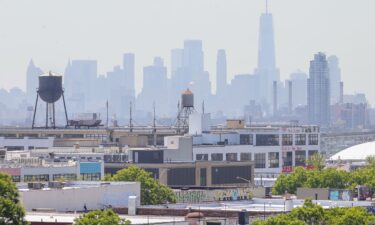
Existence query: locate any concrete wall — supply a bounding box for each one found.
[164,136,193,162]
[20,182,141,212]
[0,137,54,150]
[296,188,330,200]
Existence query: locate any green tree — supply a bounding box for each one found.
[255,200,375,225]
[365,156,375,168]
[306,153,325,171]
[111,166,176,205]
[325,207,375,225]
[253,214,305,225]
[0,173,28,225]
[74,209,130,225]
[290,199,325,225]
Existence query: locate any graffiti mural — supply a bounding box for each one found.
[174,188,255,203]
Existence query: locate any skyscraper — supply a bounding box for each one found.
[64,60,97,112]
[254,4,280,107]
[26,59,43,106]
[138,57,168,114]
[308,53,330,127]
[216,49,227,97]
[123,53,135,97]
[327,55,342,104]
[290,71,308,107]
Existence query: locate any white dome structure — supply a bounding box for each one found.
[330,141,375,161]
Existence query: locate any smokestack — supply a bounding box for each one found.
[273,81,277,116]
[340,82,344,104]
[288,80,293,114]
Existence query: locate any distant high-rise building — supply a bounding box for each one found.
[328,55,342,104]
[138,57,168,115]
[64,60,97,112]
[123,53,135,97]
[171,49,184,78]
[26,59,43,106]
[183,40,204,80]
[308,53,330,127]
[216,49,227,97]
[290,71,308,107]
[254,5,280,108]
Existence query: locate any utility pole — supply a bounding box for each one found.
[129,101,133,133]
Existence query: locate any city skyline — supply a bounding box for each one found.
[1,0,375,104]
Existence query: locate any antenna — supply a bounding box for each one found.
[106,100,109,128]
[153,101,157,147]
[202,101,205,114]
[129,101,133,132]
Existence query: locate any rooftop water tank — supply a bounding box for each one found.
[38,72,63,103]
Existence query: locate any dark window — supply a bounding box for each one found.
[211,166,251,185]
[167,168,195,186]
[196,154,208,161]
[24,174,49,182]
[240,134,253,145]
[282,134,293,146]
[256,134,279,146]
[211,153,223,161]
[12,176,21,182]
[295,151,306,166]
[53,174,77,181]
[268,152,279,168]
[254,153,266,168]
[282,152,293,166]
[144,168,159,179]
[295,134,306,145]
[81,173,101,181]
[200,168,207,186]
[308,150,319,159]
[240,153,252,161]
[226,153,237,161]
[308,134,319,145]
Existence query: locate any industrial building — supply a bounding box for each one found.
[189,114,321,177]
[19,181,140,212]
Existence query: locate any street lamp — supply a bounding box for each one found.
[236,176,251,187]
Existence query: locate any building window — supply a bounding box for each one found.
[240,134,253,145]
[81,173,101,181]
[308,150,319,159]
[12,176,21,183]
[53,174,77,181]
[282,152,293,167]
[24,174,49,182]
[254,153,266,168]
[282,134,293,146]
[295,151,306,167]
[295,134,306,145]
[226,153,237,161]
[308,134,319,145]
[255,134,279,146]
[211,153,223,161]
[196,154,208,161]
[268,152,280,168]
[240,153,252,161]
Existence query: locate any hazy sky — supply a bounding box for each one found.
[0,0,375,103]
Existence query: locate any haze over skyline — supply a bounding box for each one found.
[1,0,375,103]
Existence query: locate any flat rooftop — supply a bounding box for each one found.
[26,212,186,224]
[17,181,139,192]
[145,198,373,213]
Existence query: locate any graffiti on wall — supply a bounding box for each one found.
[174,188,255,203]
